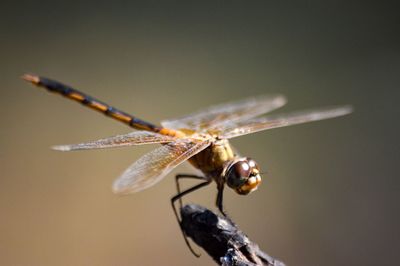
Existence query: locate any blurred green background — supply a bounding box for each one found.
[0,1,399,265]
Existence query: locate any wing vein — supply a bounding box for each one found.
[112,139,211,194]
[161,95,286,131]
[220,105,353,139]
[52,131,178,151]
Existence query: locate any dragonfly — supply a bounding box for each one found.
[23,74,352,255]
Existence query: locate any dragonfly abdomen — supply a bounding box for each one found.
[22,74,182,137]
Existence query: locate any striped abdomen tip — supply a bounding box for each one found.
[22,74,40,85]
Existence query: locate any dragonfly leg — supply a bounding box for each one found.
[175,174,207,211]
[216,185,227,216]
[171,179,211,257]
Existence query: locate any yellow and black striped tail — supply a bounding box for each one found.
[22,74,179,136]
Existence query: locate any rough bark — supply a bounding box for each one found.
[180,204,286,266]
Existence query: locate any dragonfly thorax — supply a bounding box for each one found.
[188,138,235,177]
[223,157,261,195]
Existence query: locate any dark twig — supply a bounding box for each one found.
[180,204,285,266]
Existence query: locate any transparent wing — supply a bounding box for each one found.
[112,139,211,194]
[52,131,178,151]
[161,95,286,131]
[219,106,353,139]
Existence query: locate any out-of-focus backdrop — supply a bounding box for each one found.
[1,1,399,265]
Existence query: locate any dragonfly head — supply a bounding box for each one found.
[224,157,261,195]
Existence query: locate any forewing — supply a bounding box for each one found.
[161,95,286,131]
[219,106,353,139]
[52,131,178,151]
[112,139,211,194]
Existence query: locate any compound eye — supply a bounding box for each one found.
[233,161,251,177]
[247,158,259,170]
[226,161,251,189]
